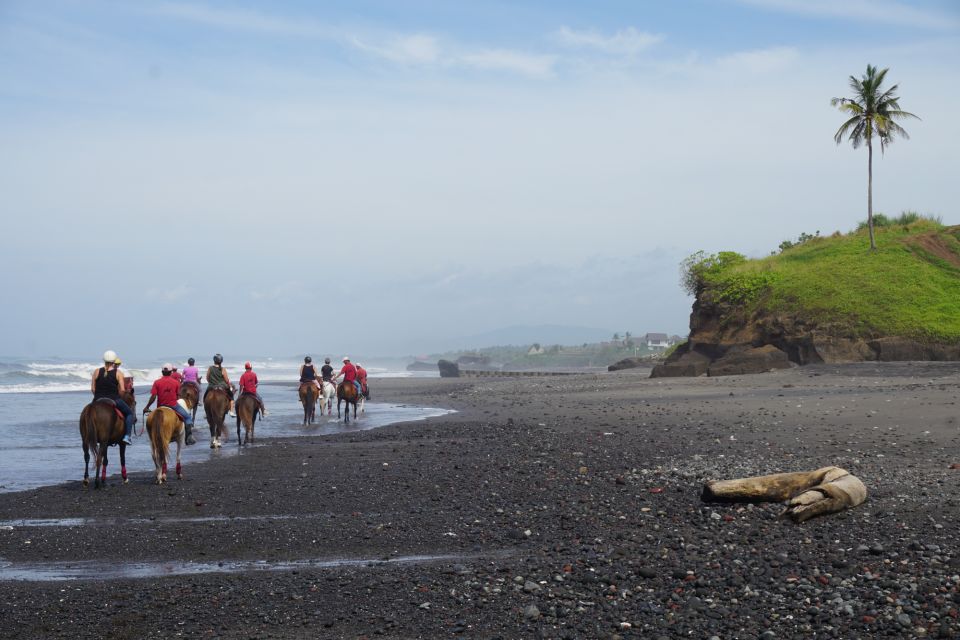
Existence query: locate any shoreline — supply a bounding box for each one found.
[0,363,958,638]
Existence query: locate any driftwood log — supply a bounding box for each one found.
[701,466,867,523]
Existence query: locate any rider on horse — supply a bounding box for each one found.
[114,356,134,396]
[169,366,183,383]
[205,354,236,417]
[239,362,268,417]
[91,350,136,445]
[320,357,334,383]
[336,357,362,396]
[355,362,369,397]
[300,356,320,390]
[142,364,195,442]
[182,357,202,390]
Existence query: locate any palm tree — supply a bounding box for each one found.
[832,65,918,250]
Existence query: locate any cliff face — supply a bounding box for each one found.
[653,225,960,377]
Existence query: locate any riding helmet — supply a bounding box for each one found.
[188,357,195,366]
[213,353,223,365]
[324,357,331,364]
[305,356,312,364]
[103,350,117,363]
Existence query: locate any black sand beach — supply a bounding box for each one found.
[1,363,958,639]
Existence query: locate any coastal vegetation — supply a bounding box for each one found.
[832,64,919,250]
[680,217,960,343]
[427,339,661,370]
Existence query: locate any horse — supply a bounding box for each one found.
[299,382,318,425]
[79,390,136,489]
[337,382,361,424]
[236,393,259,445]
[178,381,200,424]
[203,387,231,448]
[319,380,336,416]
[145,405,187,484]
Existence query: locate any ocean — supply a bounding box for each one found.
[0,357,444,493]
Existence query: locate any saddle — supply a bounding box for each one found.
[95,397,124,421]
[182,381,200,394]
[204,385,233,401]
[145,406,185,425]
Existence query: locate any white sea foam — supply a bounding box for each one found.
[0,359,417,393]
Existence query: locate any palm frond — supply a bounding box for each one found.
[833,115,861,145]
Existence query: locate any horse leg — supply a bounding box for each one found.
[120,443,128,484]
[237,413,242,446]
[82,440,90,488]
[94,442,106,489]
[102,446,109,485]
[175,429,184,479]
[251,412,256,444]
[150,432,162,484]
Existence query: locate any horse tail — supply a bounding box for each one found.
[149,410,166,471]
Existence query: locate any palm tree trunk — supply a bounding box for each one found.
[867,136,875,250]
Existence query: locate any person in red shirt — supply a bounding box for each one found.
[143,364,194,442]
[169,366,184,383]
[238,362,267,417]
[336,356,362,396]
[355,362,369,397]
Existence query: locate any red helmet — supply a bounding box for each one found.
[244,362,252,370]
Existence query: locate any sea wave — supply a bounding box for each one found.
[0,359,418,393]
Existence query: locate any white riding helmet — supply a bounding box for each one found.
[342,356,350,362]
[103,350,117,363]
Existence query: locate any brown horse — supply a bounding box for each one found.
[203,387,231,448]
[235,393,259,445]
[299,382,318,425]
[337,382,360,424]
[145,406,186,484]
[80,390,136,489]
[178,382,200,442]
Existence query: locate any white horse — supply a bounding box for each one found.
[320,380,337,416]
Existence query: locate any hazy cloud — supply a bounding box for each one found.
[554,26,665,56]
[733,0,960,30]
[458,49,557,77]
[716,46,800,73]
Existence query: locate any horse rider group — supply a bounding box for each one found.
[91,352,269,447]
[299,355,368,397]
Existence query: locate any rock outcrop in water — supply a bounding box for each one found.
[437,359,460,378]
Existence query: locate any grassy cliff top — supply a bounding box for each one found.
[690,220,960,342]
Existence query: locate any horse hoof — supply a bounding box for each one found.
[177,474,183,480]
[123,478,129,485]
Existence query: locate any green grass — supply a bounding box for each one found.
[699,221,960,342]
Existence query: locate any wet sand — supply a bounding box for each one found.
[0,363,958,639]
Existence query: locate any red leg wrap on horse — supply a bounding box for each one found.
[176,463,182,475]
[121,466,127,479]
[162,463,167,473]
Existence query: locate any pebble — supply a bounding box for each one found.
[523,605,540,620]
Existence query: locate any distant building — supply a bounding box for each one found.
[644,333,671,349]
[527,345,545,355]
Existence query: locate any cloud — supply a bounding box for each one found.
[152,2,331,37]
[349,34,442,65]
[554,26,665,56]
[733,0,960,30]
[144,285,193,303]
[458,49,557,77]
[716,46,799,73]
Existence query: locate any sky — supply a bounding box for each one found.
[1,0,958,358]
